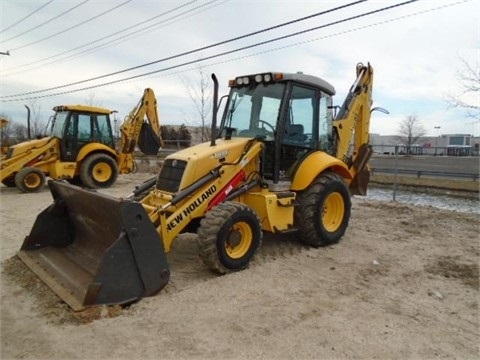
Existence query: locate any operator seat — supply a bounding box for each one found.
[284,124,306,144]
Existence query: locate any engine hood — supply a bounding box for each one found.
[7,137,57,158]
[164,137,259,191]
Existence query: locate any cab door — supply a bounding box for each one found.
[61,113,90,161]
[61,112,114,162]
[274,84,334,182]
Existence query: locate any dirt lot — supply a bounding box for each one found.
[1,173,479,359]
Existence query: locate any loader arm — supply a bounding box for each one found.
[141,138,264,252]
[116,88,164,174]
[332,63,374,195]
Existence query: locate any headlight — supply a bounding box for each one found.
[264,74,272,82]
[236,77,249,85]
[254,74,263,83]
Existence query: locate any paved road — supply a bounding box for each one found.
[370,155,479,175]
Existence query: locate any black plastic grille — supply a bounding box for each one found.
[155,159,187,193]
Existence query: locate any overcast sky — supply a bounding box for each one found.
[1,0,479,136]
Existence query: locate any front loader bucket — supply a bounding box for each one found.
[17,180,170,311]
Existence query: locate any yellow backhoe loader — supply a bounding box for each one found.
[18,63,380,311]
[0,89,162,192]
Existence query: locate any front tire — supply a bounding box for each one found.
[197,201,262,274]
[80,153,118,189]
[15,167,46,193]
[294,172,351,247]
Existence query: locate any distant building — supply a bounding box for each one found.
[369,133,479,156]
[167,126,480,157]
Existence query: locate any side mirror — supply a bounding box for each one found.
[371,107,389,114]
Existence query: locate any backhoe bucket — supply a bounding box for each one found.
[17,180,170,311]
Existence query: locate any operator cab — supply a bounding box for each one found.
[50,105,114,161]
[219,71,336,184]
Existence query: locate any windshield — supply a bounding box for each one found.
[50,111,69,138]
[221,82,285,140]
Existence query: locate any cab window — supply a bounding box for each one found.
[284,85,316,148]
[222,83,285,140]
[93,114,114,147]
[77,114,91,141]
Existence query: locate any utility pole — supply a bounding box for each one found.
[434,126,441,156]
[112,110,119,139]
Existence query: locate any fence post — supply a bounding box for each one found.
[393,146,399,201]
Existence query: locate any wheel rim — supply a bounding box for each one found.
[321,192,345,232]
[24,173,42,189]
[91,162,112,183]
[224,221,253,259]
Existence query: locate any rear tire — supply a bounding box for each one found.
[294,172,351,247]
[15,167,46,193]
[197,201,262,274]
[80,153,118,189]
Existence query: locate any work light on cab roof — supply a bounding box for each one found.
[229,72,283,87]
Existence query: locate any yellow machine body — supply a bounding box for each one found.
[18,63,377,310]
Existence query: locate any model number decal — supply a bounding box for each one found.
[212,150,228,159]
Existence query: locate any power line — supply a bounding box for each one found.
[6,0,135,52]
[193,0,474,81]
[2,0,467,102]
[2,0,367,98]
[1,0,54,34]
[46,0,222,68]
[3,0,217,76]
[3,0,89,43]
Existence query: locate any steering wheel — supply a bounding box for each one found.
[258,120,276,136]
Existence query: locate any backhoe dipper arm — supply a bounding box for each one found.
[117,88,164,173]
[332,63,374,196]
[333,63,373,165]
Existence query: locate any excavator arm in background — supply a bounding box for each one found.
[332,63,374,195]
[116,88,164,174]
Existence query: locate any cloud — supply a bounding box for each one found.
[1,0,478,136]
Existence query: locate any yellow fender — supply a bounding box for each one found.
[291,151,352,191]
[76,143,118,162]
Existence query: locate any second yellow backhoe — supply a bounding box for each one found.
[1,89,163,192]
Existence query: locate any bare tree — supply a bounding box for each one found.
[183,66,212,143]
[0,115,13,148]
[85,89,103,107]
[26,100,47,138]
[12,122,28,142]
[446,57,480,120]
[396,115,426,154]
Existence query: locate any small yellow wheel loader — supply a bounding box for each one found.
[18,63,380,311]
[1,89,163,193]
